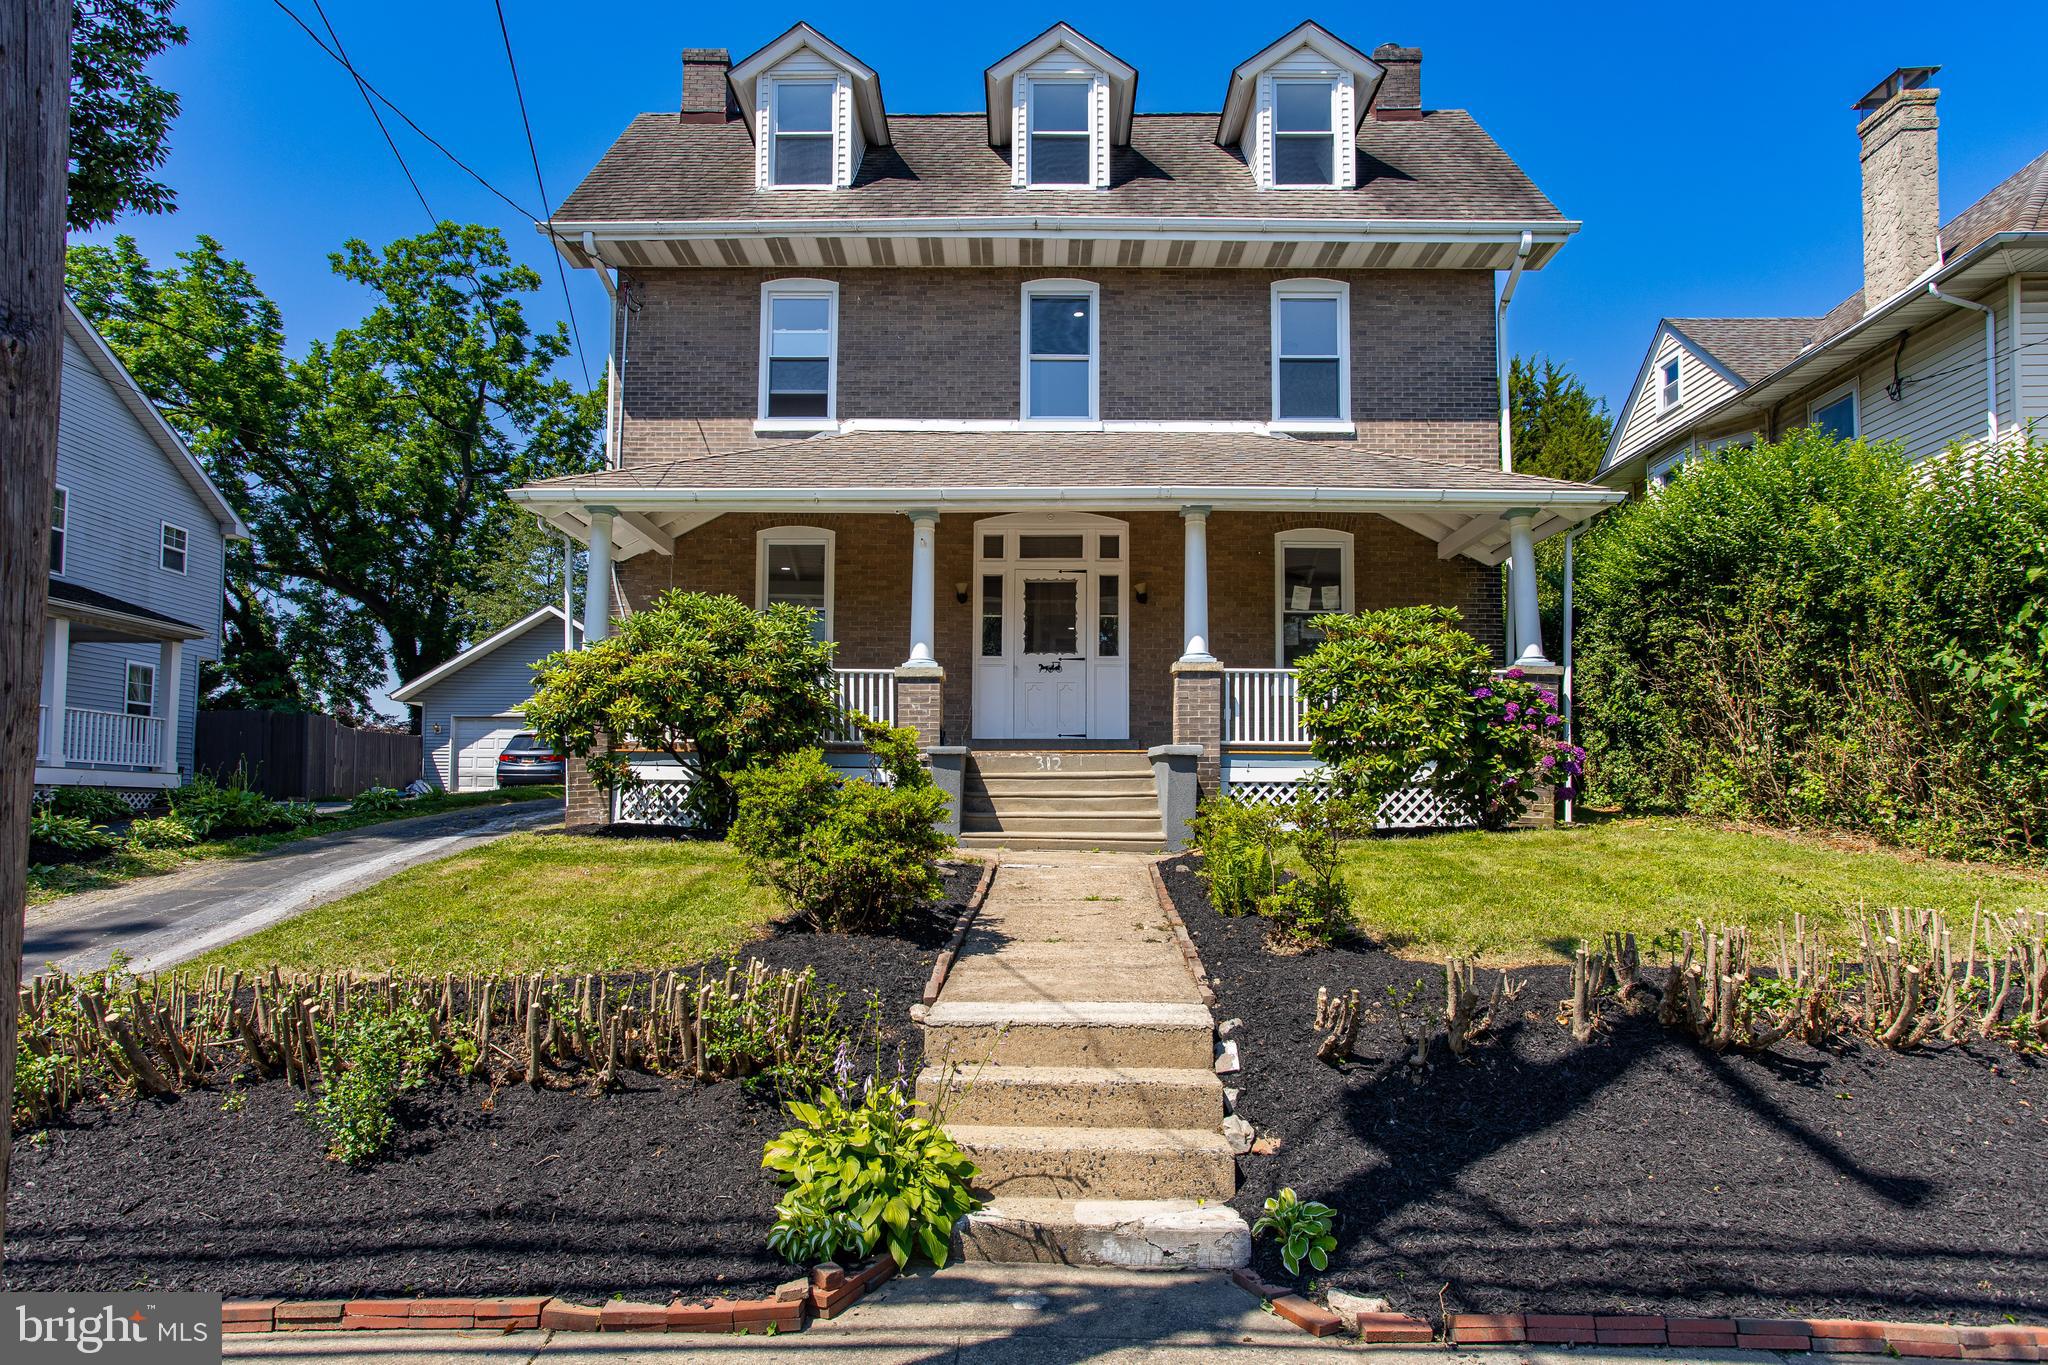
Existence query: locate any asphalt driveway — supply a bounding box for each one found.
[23,799,561,977]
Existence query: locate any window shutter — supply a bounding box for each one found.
[1011,84,1030,188]
[1334,74,1357,190]
[754,82,773,189]
[1091,75,1110,189]
[1253,76,1274,188]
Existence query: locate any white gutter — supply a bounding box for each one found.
[1497,230,1534,474]
[555,214,1579,247]
[1925,281,2000,445]
[511,483,1622,513]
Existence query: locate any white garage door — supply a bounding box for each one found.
[452,715,526,791]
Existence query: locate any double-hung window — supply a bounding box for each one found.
[758,280,837,424]
[1657,357,1682,412]
[161,523,188,574]
[1026,80,1092,186]
[1271,281,1349,425]
[770,80,835,187]
[756,527,834,642]
[50,486,67,575]
[1021,280,1098,421]
[125,662,156,718]
[1272,80,1336,186]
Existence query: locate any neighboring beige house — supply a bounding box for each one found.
[514,21,1620,844]
[1599,67,2048,494]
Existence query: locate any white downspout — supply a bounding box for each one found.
[584,230,628,471]
[1561,526,1579,825]
[1496,229,1534,658]
[1925,281,2000,445]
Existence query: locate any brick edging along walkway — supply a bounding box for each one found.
[921,855,999,1007]
[1148,858,1217,1006]
[222,1256,897,1336]
[1229,1272,2048,1357]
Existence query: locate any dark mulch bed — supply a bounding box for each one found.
[3,860,982,1301]
[1159,853,2048,1326]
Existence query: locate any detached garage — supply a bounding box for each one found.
[391,607,580,791]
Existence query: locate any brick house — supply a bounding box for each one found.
[514,21,1620,845]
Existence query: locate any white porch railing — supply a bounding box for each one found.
[61,706,163,769]
[831,668,896,741]
[1224,668,1307,747]
[37,705,51,760]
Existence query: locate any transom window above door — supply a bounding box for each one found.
[1275,529,1354,666]
[758,281,838,426]
[755,526,835,642]
[1021,280,1099,422]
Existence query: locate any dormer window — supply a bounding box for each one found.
[1657,357,1682,412]
[1026,81,1093,186]
[770,80,835,186]
[1272,81,1337,185]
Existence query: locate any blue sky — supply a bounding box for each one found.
[81,1,2045,414]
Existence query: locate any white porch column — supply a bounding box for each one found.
[1505,509,1553,667]
[158,638,184,774]
[902,509,940,670]
[1179,506,1216,663]
[42,616,70,764]
[583,506,616,644]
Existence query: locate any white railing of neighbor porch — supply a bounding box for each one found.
[62,706,163,769]
[831,668,896,741]
[1224,668,1307,747]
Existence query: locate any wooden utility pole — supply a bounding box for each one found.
[1,0,72,1254]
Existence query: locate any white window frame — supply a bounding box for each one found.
[1809,382,1858,439]
[125,660,156,718]
[1270,77,1339,188]
[1023,77,1097,189]
[1019,279,1101,424]
[50,485,67,577]
[1656,357,1682,413]
[766,77,839,190]
[756,279,840,432]
[160,521,189,575]
[755,525,836,641]
[1269,279,1351,430]
[1273,529,1355,666]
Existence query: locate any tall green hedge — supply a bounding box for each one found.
[1574,430,2048,859]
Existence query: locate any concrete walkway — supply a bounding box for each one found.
[921,853,1246,1267]
[216,1265,1923,1362]
[24,799,560,977]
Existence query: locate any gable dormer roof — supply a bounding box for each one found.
[728,22,890,146]
[983,23,1138,147]
[1216,21,1383,148]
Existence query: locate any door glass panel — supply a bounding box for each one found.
[1097,574,1120,657]
[1018,534,1085,559]
[981,534,1004,559]
[1280,545,1344,665]
[1097,534,1120,559]
[1023,579,1079,655]
[980,575,1004,657]
[764,541,829,641]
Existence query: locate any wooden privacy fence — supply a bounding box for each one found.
[195,710,420,800]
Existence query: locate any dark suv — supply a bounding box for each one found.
[495,732,564,786]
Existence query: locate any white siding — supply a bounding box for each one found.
[1821,285,2009,457]
[2019,277,2048,428]
[410,614,569,788]
[1611,329,1743,465]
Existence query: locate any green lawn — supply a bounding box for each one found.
[1342,817,2048,963]
[185,832,778,976]
[28,786,561,906]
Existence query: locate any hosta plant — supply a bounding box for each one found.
[762,1080,978,1270]
[1251,1187,1337,1278]
[766,1193,868,1267]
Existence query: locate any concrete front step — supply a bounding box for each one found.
[950,1124,1237,1200]
[968,750,1152,776]
[964,791,1160,815]
[961,811,1165,836]
[942,961,1200,1006]
[924,1000,1215,1068]
[953,1198,1251,1270]
[958,832,1165,852]
[916,1064,1224,1128]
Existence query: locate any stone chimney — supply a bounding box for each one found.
[1370,44,1422,120]
[1855,66,1941,309]
[681,48,735,123]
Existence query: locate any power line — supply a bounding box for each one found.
[269,0,540,223]
[491,0,591,389]
[306,0,436,229]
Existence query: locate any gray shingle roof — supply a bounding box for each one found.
[554,111,1564,225]
[519,430,1602,495]
[1665,317,1822,384]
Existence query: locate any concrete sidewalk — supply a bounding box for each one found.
[217,1265,1908,1363]
[25,799,560,976]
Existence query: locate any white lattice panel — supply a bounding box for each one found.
[614,771,698,827]
[1221,763,1473,831]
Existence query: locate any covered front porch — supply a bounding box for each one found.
[37,581,200,794]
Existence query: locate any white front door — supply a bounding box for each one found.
[1015,575,1087,738]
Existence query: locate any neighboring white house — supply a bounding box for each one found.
[1599,67,2048,495]
[39,299,248,803]
[389,606,579,790]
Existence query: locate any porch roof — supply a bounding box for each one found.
[510,429,1622,565]
[48,579,206,643]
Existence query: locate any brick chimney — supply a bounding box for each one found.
[1855,66,1941,309]
[681,48,735,123]
[1370,44,1422,120]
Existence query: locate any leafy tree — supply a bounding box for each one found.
[67,225,604,717]
[454,504,583,639]
[70,0,187,231]
[524,592,841,833]
[1510,355,1613,483]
